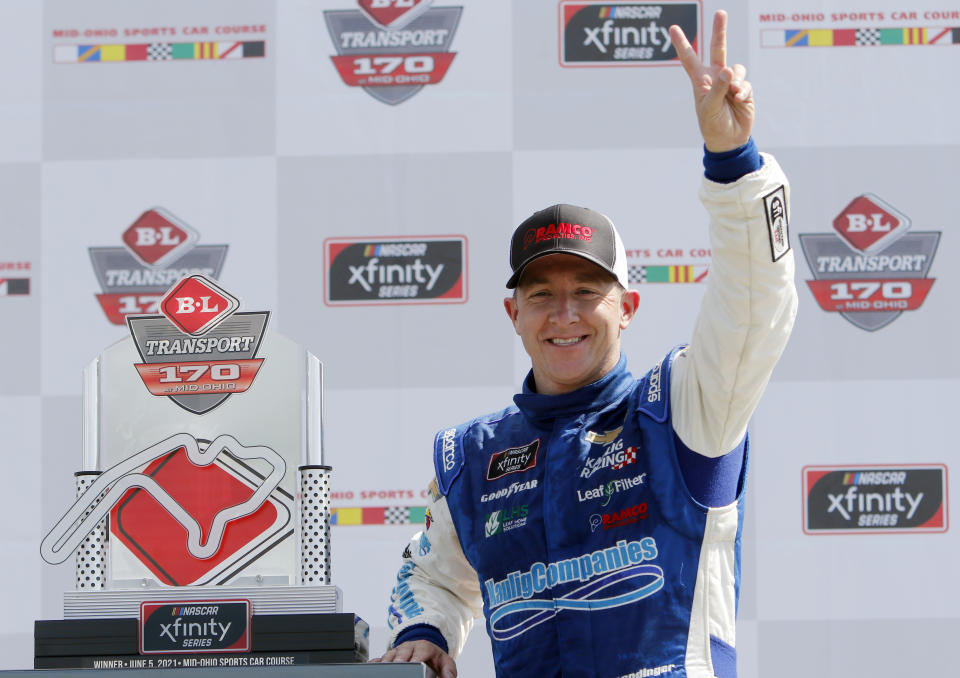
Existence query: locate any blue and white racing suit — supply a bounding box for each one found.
[386,151,797,678]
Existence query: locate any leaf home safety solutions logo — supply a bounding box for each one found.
[798,193,939,332]
[324,0,462,105]
[803,465,947,534]
[559,1,701,66]
[89,207,228,325]
[324,236,467,305]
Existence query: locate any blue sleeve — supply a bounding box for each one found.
[703,137,763,184]
[393,623,449,654]
[674,432,746,507]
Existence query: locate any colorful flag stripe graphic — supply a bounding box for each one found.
[331,506,427,526]
[628,265,708,284]
[762,27,960,47]
[53,41,265,63]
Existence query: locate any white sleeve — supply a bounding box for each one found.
[386,490,483,658]
[671,153,798,457]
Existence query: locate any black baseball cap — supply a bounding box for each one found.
[507,204,629,289]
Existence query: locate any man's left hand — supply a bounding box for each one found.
[670,10,753,152]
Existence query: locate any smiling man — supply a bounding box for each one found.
[373,10,797,678]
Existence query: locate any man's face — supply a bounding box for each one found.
[503,254,639,396]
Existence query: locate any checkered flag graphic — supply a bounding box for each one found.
[628,265,643,284]
[147,43,172,60]
[856,29,881,46]
[385,507,407,525]
[612,447,637,470]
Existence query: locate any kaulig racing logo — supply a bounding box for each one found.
[324,0,462,105]
[803,465,948,533]
[88,207,228,325]
[324,236,467,305]
[559,1,700,66]
[581,437,638,479]
[799,193,939,331]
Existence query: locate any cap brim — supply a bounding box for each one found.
[506,250,621,289]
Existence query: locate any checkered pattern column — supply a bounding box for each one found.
[74,471,106,590]
[299,465,332,585]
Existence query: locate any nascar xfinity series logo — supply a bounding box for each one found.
[128,275,268,414]
[487,440,539,481]
[559,1,700,66]
[324,236,467,305]
[484,537,663,640]
[799,193,939,331]
[803,465,948,534]
[88,207,228,325]
[140,601,250,654]
[324,0,462,105]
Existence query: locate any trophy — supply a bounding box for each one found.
[37,275,367,669]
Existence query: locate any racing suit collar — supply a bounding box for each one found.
[513,353,634,424]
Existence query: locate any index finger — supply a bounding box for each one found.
[669,24,700,78]
[710,10,728,67]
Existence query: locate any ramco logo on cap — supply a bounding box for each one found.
[507,204,629,289]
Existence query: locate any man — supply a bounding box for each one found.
[372,10,797,678]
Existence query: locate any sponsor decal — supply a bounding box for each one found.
[401,544,412,559]
[331,506,427,525]
[763,185,790,261]
[614,666,678,678]
[389,561,425,626]
[523,221,594,249]
[584,426,623,444]
[428,477,442,502]
[140,600,250,654]
[484,537,663,640]
[417,532,432,556]
[581,437,638,479]
[128,275,266,415]
[440,428,457,472]
[481,478,538,503]
[324,0,462,105]
[803,465,948,533]
[41,434,293,585]
[646,358,663,403]
[758,11,960,48]
[484,504,529,537]
[590,503,649,532]
[487,440,540,481]
[52,23,267,63]
[627,245,711,285]
[89,208,228,325]
[0,261,32,296]
[799,193,939,332]
[578,473,647,506]
[559,1,700,67]
[324,236,467,305]
[424,508,433,529]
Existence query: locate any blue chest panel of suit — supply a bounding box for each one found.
[434,351,745,678]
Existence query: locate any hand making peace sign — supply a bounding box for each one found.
[669,10,754,153]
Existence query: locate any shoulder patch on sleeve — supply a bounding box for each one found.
[433,425,465,496]
[763,184,790,262]
[636,345,685,423]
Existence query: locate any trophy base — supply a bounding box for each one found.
[63,585,341,618]
[35,612,368,669]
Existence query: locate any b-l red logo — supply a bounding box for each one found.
[122,208,199,268]
[160,275,239,336]
[832,194,910,255]
[799,193,940,332]
[358,0,433,29]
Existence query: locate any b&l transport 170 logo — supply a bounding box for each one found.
[324,0,462,105]
[803,465,948,534]
[128,274,267,415]
[89,207,228,325]
[798,193,940,331]
[559,1,701,66]
[324,235,467,305]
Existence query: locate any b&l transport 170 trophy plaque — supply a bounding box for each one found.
[37,275,368,669]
